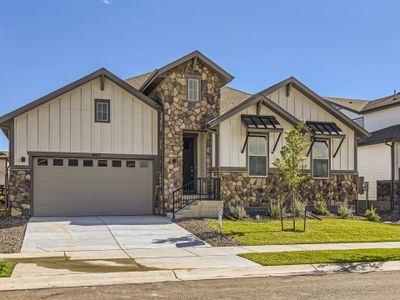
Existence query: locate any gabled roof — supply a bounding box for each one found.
[362,93,400,113]
[138,50,234,94]
[324,97,369,113]
[125,72,153,90]
[325,93,400,114]
[358,124,400,146]
[206,93,301,129]
[205,76,369,138]
[220,86,252,114]
[0,68,161,126]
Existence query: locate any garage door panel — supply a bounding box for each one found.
[33,158,153,217]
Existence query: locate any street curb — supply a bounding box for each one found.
[0,261,399,291]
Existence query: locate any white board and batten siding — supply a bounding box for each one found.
[358,144,392,201]
[218,86,355,171]
[14,78,158,166]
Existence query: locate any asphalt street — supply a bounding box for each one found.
[1,271,400,299]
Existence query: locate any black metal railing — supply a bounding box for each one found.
[172,177,221,219]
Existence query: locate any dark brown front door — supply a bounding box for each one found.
[183,136,196,190]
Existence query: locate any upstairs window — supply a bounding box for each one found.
[248,136,268,177]
[312,140,330,178]
[95,99,110,123]
[187,77,200,101]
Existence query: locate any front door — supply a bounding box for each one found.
[183,136,196,191]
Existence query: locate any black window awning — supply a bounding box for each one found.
[240,115,283,154]
[241,115,283,133]
[306,121,345,137]
[306,121,346,158]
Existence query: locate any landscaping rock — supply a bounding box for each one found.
[0,216,29,253]
[173,218,242,247]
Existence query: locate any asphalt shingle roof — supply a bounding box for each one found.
[358,124,400,146]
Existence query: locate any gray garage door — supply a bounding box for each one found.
[33,157,153,217]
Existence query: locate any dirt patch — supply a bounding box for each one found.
[173,218,242,247]
[0,216,29,253]
[8,257,159,273]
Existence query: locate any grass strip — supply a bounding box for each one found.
[240,248,400,266]
[0,261,16,277]
[209,219,400,245]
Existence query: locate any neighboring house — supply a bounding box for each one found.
[0,151,8,186]
[0,51,368,217]
[326,93,400,210]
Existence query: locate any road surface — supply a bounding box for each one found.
[1,271,400,299]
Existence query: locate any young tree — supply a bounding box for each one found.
[273,120,310,231]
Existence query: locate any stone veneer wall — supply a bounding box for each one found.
[215,171,358,207]
[149,60,222,211]
[8,169,31,216]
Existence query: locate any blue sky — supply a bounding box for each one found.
[0,0,399,150]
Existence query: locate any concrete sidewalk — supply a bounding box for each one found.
[1,261,400,291]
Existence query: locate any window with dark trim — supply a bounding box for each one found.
[83,159,93,167]
[126,160,136,168]
[312,140,330,178]
[112,160,122,168]
[187,77,200,101]
[248,136,268,177]
[37,158,48,166]
[68,159,79,167]
[95,99,110,123]
[53,159,64,166]
[98,160,108,167]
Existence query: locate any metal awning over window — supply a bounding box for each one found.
[241,115,283,154]
[241,115,283,133]
[306,121,345,138]
[306,121,346,158]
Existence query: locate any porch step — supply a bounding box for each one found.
[174,200,224,219]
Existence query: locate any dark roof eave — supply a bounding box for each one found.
[0,68,162,125]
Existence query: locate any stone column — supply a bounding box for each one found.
[8,169,31,216]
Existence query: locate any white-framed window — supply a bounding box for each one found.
[248,136,268,177]
[187,78,200,101]
[312,139,330,178]
[95,99,110,123]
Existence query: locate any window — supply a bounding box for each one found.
[53,159,64,166]
[95,99,110,122]
[68,159,79,167]
[140,160,149,168]
[98,160,108,167]
[126,160,136,168]
[83,159,93,167]
[112,160,122,168]
[312,140,330,178]
[248,136,268,177]
[37,158,48,166]
[187,78,200,101]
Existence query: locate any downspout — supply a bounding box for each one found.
[385,141,395,210]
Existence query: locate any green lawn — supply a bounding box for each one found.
[208,219,400,245]
[0,261,16,277]
[240,248,400,266]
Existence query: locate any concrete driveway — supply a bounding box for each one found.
[21,216,208,252]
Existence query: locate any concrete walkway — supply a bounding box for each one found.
[21,216,208,252]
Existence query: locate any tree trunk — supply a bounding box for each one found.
[303,200,307,232]
[292,188,296,231]
[280,200,284,231]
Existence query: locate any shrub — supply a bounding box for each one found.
[294,202,306,217]
[338,204,352,219]
[314,200,330,216]
[269,202,281,219]
[229,204,248,220]
[364,207,381,222]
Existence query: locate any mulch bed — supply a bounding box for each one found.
[0,216,29,253]
[173,218,242,247]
